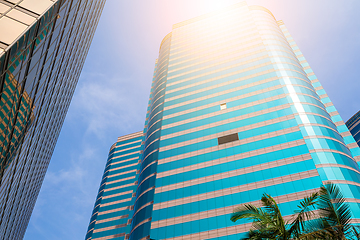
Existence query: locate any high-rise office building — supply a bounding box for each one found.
[0,0,105,239]
[86,132,144,240]
[346,111,360,147]
[87,2,360,240]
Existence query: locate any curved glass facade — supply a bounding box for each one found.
[87,2,360,240]
[129,33,172,240]
[0,0,106,239]
[85,132,144,240]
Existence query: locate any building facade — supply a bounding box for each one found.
[86,132,144,240]
[87,2,360,240]
[346,111,360,147]
[0,0,105,239]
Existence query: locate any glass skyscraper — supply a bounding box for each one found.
[86,132,144,240]
[346,111,360,148]
[0,0,105,239]
[87,2,360,240]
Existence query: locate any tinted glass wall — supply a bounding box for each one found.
[346,111,360,147]
[0,0,106,239]
[86,132,144,240]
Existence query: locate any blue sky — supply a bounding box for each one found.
[23,1,360,239]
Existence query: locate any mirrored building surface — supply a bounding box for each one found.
[86,132,144,240]
[87,2,360,240]
[0,0,105,239]
[346,111,360,147]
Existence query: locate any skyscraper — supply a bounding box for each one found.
[346,111,360,147]
[87,2,360,240]
[86,132,144,240]
[0,0,105,239]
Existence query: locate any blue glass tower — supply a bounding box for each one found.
[346,111,360,147]
[87,2,360,240]
[86,132,144,240]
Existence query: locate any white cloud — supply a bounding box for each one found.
[69,71,148,139]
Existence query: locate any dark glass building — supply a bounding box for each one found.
[87,2,360,240]
[0,0,105,239]
[346,111,360,147]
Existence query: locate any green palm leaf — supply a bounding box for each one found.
[318,182,353,238]
[289,192,318,238]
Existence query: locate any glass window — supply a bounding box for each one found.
[220,103,227,110]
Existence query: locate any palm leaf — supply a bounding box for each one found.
[231,203,270,223]
[318,182,353,237]
[289,191,318,238]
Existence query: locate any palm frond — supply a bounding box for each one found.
[318,182,353,236]
[289,191,318,238]
[231,203,270,223]
[260,193,288,238]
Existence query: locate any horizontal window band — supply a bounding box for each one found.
[153,169,319,210]
[158,128,303,167]
[315,164,360,175]
[161,105,292,140]
[151,188,317,229]
[168,45,296,79]
[107,156,139,169]
[160,123,299,154]
[106,169,137,180]
[155,152,311,194]
[164,69,311,107]
[110,145,141,156]
[164,76,281,113]
[108,162,138,173]
[167,51,269,81]
[101,190,133,200]
[99,197,132,208]
[348,120,360,131]
[107,151,140,163]
[325,180,360,189]
[157,124,305,178]
[168,38,265,73]
[304,135,350,150]
[161,99,330,138]
[97,206,129,216]
[167,54,302,90]
[92,224,127,234]
[298,123,342,134]
[166,61,273,92]
[105,175,136,186]
[95,214,129,224]
[162,98,290,131]
[116,132,143,142]
[115,139,142,149]
[309,149,354,161]
[92,232,125,240]
[104,182,136,193]
[170,23,286,64]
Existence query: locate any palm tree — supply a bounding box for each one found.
[301,182,358,240]
[230,192,318,239]
[231,182,360,240]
